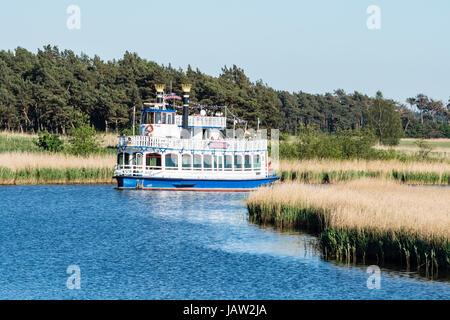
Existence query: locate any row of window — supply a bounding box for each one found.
[118,153,263,171]
[141,111,175,125]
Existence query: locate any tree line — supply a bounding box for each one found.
[0,45,449,142]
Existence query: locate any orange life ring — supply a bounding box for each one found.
[145,124,154,135]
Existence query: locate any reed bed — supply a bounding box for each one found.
[0,131,39,153]
[278,159,450,185]
[0,152,116,185]
[0,167,115,185]
[0,131,118,154]
[247,180,450,275]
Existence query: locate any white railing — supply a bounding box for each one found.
[114,165,144,176]
[174,115,226,128]
[118,136,267,152]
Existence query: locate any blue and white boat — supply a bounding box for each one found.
[113,84,279,191]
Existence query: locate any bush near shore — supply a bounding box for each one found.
[247,180,450,276]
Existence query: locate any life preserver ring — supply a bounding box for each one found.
[145,124,154,136]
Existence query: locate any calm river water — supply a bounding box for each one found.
[0,185,449,299]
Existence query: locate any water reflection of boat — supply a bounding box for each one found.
[114,84,279,191]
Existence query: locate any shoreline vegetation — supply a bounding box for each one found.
[278,159,450,185]
[0,152,115,185]
[1,131,450,185]
[247,180,450,277]
[0,131,116,185]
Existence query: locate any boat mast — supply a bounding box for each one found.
[155,84,165,109]
[181,84,192,138]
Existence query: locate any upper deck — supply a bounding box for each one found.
[118,135,268,152]
[174,115,226,128]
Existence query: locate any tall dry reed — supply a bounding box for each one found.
[278,159,450,185]
[248,180,450,272]
[0,152,115,170]
[248,180,450,241]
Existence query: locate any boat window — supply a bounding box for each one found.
[162,113,167,124]
[146,153,161,170]
[203,155,212,170]
[193,154,202,170]
[142,112,154,124]
[117,153,125,165]
[253,155,261,170]
[132,153,143,166]
[155,112,161,124]
[234,155,243,171]
[167,113,172,125]
[215,155,223,171]
[165,153,178,170]
[224,155,232,171]
[244,155,252,170]
[182,154,192,170]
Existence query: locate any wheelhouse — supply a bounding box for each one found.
[141,109,176,125]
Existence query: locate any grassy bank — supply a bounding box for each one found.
[0,131,117,185]
[0,152,115,185]
[278,159,450,185]
[0,167,115,185]
[247,180,450,276]
[374,138,450,161]
[0,131,117,155]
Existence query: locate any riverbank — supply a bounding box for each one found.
[247,180,450,277]
[278,159,450,185]
[2,131,450,186]
[0,152,115,185]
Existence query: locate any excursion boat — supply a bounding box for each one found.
[113,84,279,191]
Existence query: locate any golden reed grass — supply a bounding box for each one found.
[0,152,115,170]
[248,179,450,274]
[279,159,450,176]
[248,179,450,242]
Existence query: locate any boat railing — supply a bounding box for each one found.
[174,115,226,128]
[118,136,267,152]
[114,164,146,177]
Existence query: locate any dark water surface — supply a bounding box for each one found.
[0,185,449,299]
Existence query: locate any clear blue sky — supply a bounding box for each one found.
[1,0,449,104]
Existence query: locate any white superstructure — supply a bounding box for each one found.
[114,84,274,186]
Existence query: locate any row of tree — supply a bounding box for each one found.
[0,45,449,142]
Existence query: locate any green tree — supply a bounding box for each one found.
[68,111,100,156]
[0,45,447,138]
[366,92,403,145]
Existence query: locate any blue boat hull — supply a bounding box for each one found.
[114,175,280,191]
